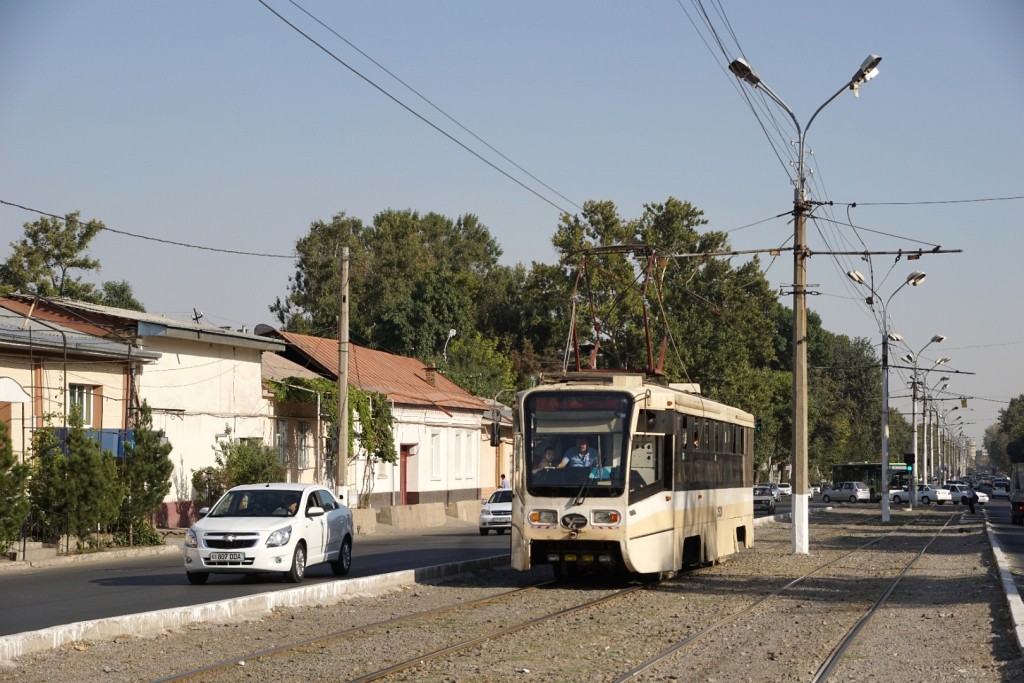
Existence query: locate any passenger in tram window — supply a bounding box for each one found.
[533,447,559,472]
[559,438,597,468]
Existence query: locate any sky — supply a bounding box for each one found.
[1,1,1021,450]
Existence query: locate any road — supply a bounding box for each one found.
[0,523,511,637]
[4,498,1021,639]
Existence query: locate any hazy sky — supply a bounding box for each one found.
[2,1,1021,448]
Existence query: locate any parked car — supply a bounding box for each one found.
[479,488,513,535]
[889,488,911,505]
[183,483,353,584]
[821,481,870,503]
[753,485,776,514]
[916,484,951,505]
[944,484,988,505]
[777,483,793,497]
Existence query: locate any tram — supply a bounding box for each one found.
[510,371,755,579]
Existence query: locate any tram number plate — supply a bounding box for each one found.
[210,552,244,561]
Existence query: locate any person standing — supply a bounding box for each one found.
[967,483,978,514]
[499,473,511,489]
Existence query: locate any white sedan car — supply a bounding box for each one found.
[916,484,952,505]
[479,488,513,535]
[183,483,353,584]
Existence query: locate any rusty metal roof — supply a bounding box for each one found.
[270,329,488,413]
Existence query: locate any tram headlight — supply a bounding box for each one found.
[528,509,558,525]
[591,510,621,525]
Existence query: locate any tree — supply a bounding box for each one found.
[101,280,146,312]
[443,329,515,398]
[119,402,173,546]
[27,423,67,544]
[64,406,124,547]
[212,429,287,487]
[0,419,30,555]
[999,395,1024,464]
[274,209,503,355]
[0,212,103,301]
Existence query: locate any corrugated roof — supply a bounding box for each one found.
[269,329,488,413]
[2,295,283,352]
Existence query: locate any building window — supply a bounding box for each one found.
[297,421,310,470]
[68,384,94,427]
[276,419,289,467]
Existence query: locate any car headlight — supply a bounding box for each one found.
[528,509,558,525]
[185,529,198,548]
[591,510,621,525]
[266,526,292,548]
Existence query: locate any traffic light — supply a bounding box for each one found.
[755,418,763,433]
[904,453,915,466]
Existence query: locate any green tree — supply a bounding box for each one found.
[0,419,30,554]
[443,329,515,398]
[64,406,124,547]
[0,212,103,301]
[212,429,287,487]
[101,280,146,312]
[999,395,1024,463]
[27,423,68,544]
[119,402,173,546]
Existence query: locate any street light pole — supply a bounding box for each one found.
[903,335,946,508]
[847,269,926,522]
[729,54,881,554]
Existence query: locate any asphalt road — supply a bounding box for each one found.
[0,522,512,637]
[4,499,1021,639]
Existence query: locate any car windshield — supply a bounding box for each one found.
[208,490,302,517]
[489,489,513,505]
[754,487,770,495]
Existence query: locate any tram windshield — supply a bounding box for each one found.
[523,390,632,498]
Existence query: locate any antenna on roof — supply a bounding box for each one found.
[192,308,203,324]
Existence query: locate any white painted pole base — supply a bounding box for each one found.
[792,493,810,554]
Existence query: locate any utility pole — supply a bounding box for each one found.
[337,246,350,505]
[729,53,881,553]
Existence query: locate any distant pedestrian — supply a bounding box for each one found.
[967,484,978,514]
[500,473,510,489]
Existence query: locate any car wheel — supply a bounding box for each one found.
[893,495,903,504]
[922,496,930,505]
[186,571,209,585]
[849,495,858,503]
[822,494,831,503]
[479,528,489,536]
[285,542,307,583]
[331,536,352,576]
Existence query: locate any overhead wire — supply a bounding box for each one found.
[283,0,583,213]
[255,0,578,219]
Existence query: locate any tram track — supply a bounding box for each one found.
[614,512,957,682]
[156,510,958,683]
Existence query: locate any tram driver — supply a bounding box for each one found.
[558,437,597,468]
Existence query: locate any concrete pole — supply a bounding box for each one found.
[337,246,350,505]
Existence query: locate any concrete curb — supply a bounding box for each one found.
[983,512,1024,653]
[0,544,182,574]
[0,553,511,663]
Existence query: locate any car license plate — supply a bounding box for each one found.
[210,552,244,561]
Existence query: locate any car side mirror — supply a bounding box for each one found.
[306,506,325,517]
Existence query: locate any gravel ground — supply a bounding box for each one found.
[1,507,1022,683]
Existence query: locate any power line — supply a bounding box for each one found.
[1,199,294,258]
[255,0,576,218]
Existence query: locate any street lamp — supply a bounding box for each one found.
[730,54,881,554]
[924,369,951,482]
[903,334,946,507]
[846,269,926,522]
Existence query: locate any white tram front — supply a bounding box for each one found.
[511,372,755,579]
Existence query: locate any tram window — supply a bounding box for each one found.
[629,436,662,493]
